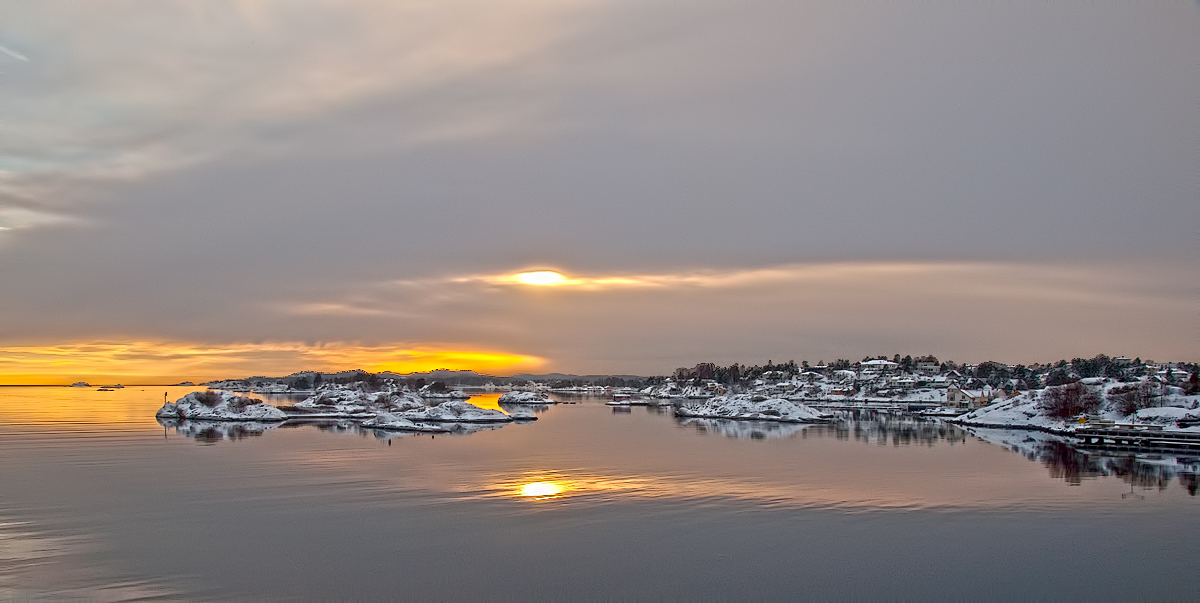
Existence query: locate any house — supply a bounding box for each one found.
[860,359,899,372]
[945,385,994,409]
[915,359,941,373]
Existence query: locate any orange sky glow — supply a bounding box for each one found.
[0,342,545,385]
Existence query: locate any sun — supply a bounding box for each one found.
[514,271,568,286]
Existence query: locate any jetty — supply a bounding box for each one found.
[1071,426,1200,452]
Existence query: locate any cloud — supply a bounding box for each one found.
[0,206,80,232]
[0,0,602,233]
[0,2,1194,375]
[267,260,1198,372]
[0,43,28,61]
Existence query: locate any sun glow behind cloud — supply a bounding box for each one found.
[0,342,544,385]
[459,262,1003,291]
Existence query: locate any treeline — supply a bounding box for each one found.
[668,354,1200,391]
[225,370,661,391]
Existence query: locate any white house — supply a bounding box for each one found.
[945,385,994,409]
[860,360,899,373]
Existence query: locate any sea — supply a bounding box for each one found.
[0,386,1196,600]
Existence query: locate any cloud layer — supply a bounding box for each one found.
[0,1,1196,379]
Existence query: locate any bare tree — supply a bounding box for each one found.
[1039,382,1102,419]
[1107,382,1159,416]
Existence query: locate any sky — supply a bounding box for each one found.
[0,1,1196,383]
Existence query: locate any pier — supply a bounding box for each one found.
[1072,427,1200,452]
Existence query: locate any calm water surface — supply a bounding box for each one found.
[0,386,1196,600]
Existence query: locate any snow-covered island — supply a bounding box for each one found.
[676,395,832,423]
[283,388,427,418]
[498,391,556,405]
[155,385,527,435]
[399,400,513,423]
[156,390,288,422]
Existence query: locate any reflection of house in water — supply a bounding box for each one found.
[829,411,970,446]
[677,410,971,445]
[966,427,1200,495]
[677,417,811,440]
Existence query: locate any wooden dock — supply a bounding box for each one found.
[1072,427,1200,452]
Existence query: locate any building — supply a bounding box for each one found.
[946,385,994,409]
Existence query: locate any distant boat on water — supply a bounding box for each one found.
[69,382,90,387]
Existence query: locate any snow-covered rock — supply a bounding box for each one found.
[156,391,287,421]
[418,384,471,399]
[498,391,556,405]
[290,389,374,416]
[289,388,427,417]
[398,400,513,423]
[675,395,831,423]
[360,413,451,433]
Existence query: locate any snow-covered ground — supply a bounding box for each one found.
[641,383,721,399]
[156,391,287,421]
[676,395,832,423]
[418,384,471,399]
[954,388,1200,434]
[1131,406,1200,427]
[953,392,1072,431]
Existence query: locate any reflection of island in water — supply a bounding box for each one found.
[157,417,519,445]
[159,419,281,443]
[677,409,970,446]
[966,427,1199,496]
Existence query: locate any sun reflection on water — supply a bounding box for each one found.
[518,481,569,499]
